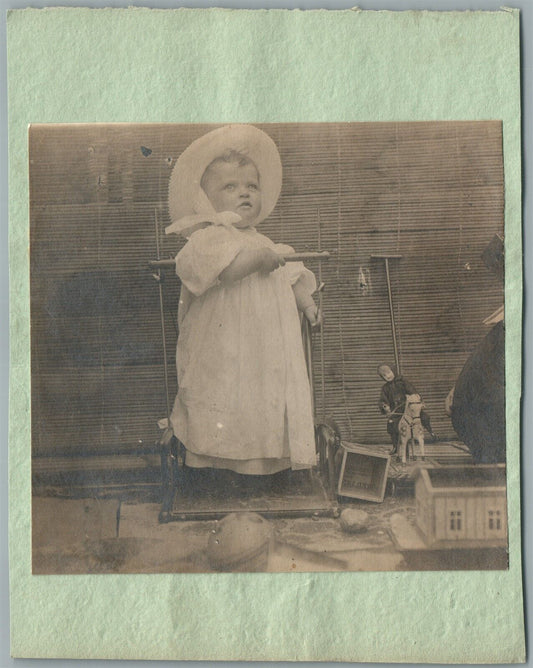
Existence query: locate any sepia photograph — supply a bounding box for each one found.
[30,121,506,574]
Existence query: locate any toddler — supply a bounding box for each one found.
[165,125,319,475]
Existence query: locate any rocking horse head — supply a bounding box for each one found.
[404,394,424,420]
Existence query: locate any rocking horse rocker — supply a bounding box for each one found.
[397,394,426,465]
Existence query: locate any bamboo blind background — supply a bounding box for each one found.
[30,122,504,457]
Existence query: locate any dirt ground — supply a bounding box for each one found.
[31,443,507,573]
[32,492,416,574]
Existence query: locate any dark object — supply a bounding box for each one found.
[481,234,504,280]
[451,322,505,463]
[160,461,338,522]
[140,146,152,157]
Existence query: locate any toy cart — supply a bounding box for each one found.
[149,215,339,522]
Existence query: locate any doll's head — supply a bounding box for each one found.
[378,364,395,382]
[200,151,261,228]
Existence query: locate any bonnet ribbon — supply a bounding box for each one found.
[165,188,242,237]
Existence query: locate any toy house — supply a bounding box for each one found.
[415,465,507,548]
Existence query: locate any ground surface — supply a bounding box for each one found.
[32,443,503,574]
[32,493,415,574]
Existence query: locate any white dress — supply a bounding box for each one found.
[170,224,317,474]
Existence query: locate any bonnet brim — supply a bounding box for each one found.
[167,124,282,236]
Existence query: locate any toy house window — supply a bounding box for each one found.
[449,510,462,531]
[488,510,502,531]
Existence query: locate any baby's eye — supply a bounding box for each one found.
[224,183,236,191]
[248,183,259,191]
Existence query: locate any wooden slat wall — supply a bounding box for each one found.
[30,122,504,456]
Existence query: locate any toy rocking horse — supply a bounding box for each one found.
[397,393,426,465]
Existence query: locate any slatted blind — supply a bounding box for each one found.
[30,122,504,456]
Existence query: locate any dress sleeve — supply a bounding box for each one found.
[176,226,244,296]
[274,243,317,293]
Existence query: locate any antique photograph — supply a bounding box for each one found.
[30,121,506,574]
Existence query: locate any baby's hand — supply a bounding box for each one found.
[258,248,285,273]
[304,305,322,329]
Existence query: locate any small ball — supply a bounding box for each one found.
[339,508,369,534]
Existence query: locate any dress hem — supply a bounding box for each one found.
[185,450,293,475]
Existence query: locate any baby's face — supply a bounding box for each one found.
[202,161,262,226]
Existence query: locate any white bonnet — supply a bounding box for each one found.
[166,125,282,237]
